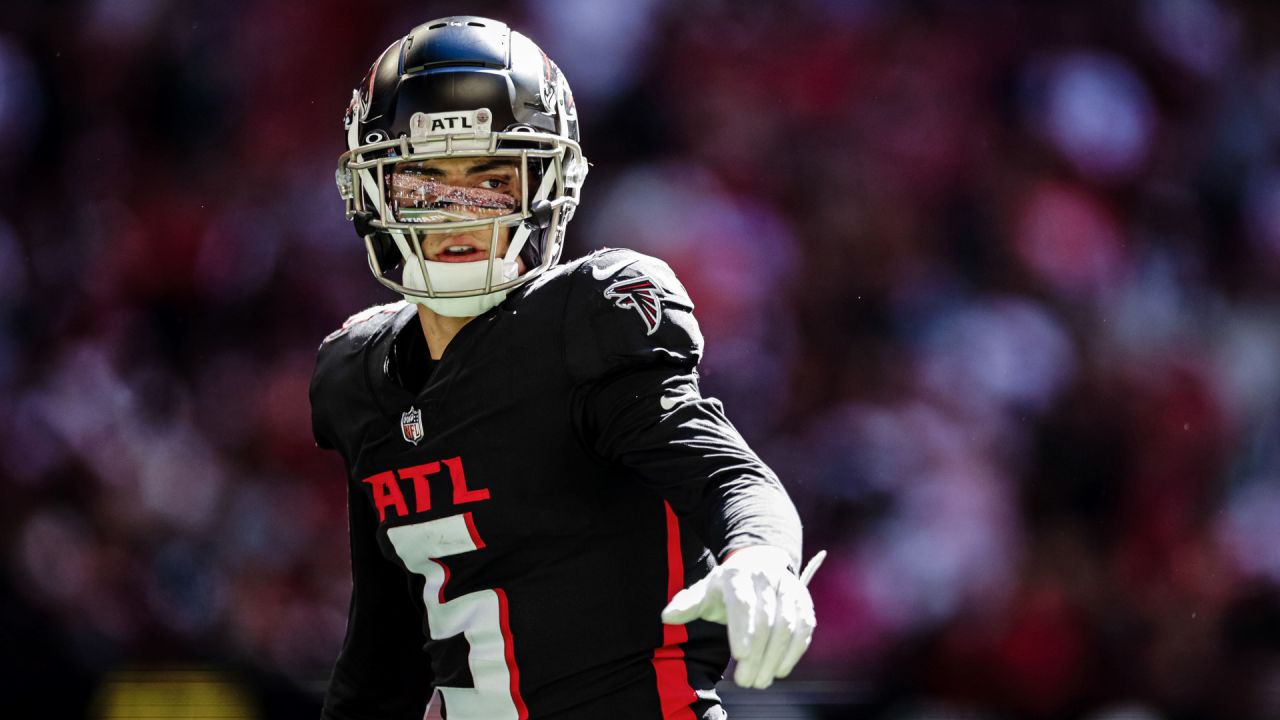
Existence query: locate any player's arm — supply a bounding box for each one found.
[321,479,434,720]
[575,365,817,689]
[577,364,802,565]
[567,250,818,689]
[311,328,433,719]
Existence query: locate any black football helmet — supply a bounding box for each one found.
[336,16,588,316]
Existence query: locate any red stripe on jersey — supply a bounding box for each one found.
[495,588,529,720]
[653,501,698,719]
[464,511,486,549]
[432,558,450,605]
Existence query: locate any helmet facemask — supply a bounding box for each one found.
[338,104,587,317]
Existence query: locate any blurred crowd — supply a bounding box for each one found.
[3,0,1280,718]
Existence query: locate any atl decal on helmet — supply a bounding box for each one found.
[604,276,663,336]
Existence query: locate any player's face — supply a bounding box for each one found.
[387,156,520,264]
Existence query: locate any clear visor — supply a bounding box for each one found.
[387,175,519,224]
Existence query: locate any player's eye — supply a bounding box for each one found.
[478,177,509,190]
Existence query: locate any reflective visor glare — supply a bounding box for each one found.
[376,153,525,225]
[386,174,518,224]
[342,130,581,230]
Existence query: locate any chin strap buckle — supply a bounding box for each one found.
[525,199,554,229]
[352,210,378,239]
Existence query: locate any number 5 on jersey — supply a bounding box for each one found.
[387,512,527,720]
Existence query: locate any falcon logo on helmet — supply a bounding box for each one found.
[604,277,663,336]
[538,50,557,112]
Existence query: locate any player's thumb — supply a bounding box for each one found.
[661,579,709,625]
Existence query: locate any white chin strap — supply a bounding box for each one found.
[401,253,521,317]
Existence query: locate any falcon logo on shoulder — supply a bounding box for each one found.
[401,406,424,445]
[604,276,662,335]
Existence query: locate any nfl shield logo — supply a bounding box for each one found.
[400,406,424,445]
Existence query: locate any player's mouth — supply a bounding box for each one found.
[430,237,491,263]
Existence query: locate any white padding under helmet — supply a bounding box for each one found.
[401,255,520,317]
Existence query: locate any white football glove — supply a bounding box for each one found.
[661,546,825,689]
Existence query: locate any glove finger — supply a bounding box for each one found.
[724,571,758,661]
[799,550,827,587]
[661,580,710,625]
[733,579,778,688]
[752,579,801,688]
[775,589,816,678]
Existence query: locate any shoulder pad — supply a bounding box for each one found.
[321,301,407,348]
[312,302,406,453]
[565,248,703,381]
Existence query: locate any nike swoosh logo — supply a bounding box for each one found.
[659,390,698,411]
[590,255,637,281]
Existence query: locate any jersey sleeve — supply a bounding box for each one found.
[566,250,802,569]
[322,481,434,720]
[310,302,406,455]
[563,249,703,381]
[310,358,339,452]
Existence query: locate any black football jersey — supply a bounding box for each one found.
[311,249,803,720]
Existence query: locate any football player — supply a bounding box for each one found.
[313,16,821,720]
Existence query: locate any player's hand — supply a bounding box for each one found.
[661,546,825,689]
